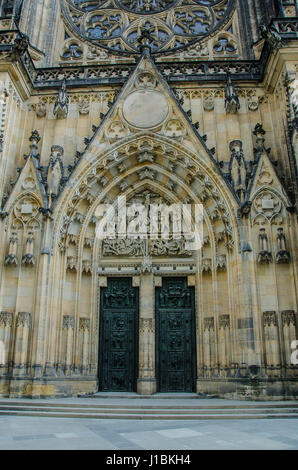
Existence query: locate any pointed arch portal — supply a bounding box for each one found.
[49,55,241,395]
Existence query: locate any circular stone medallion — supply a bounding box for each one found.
[123,90,168,128]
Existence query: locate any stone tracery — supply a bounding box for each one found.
[63,0,235,54]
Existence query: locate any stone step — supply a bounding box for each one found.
[0,405,298,415]
[0,400,298,410]
[0,403,298,414]
[0,409,298,420]
[90,393,200,399]
[0,401,298,420]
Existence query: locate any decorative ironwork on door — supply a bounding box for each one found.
[156,277,196,392]
[99,277,138,391]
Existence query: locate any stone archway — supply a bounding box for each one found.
[46,133,240,395]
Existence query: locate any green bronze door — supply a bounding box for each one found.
[99,277,138,392]
[156,277,196,392]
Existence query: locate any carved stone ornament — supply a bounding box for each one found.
[275,228,290,263]
[82,260,92,274]
[24,130,41,161]
[204,317,215,331]
[219,314,230,329]
[141,255,153,274]
[253,191,281,219]
[78,100,90,115]
[229,140,247,202]
[149,238,192,256]
[22,232,35,266]
[0,311,13,328]
[139,318,154,333]
[53,80,69,119]
[16,312,31,328]
[79,318,90,331]
[36,103,47,118]
[258,250,273,264]
[5,232,18,266]
[67,256,77,271]
[281,311,296,327]
[138,168,156,180]
[276,250,291,264]
[225,74,240,114]
[263,311,277,327]
[137,150,154,163]
[136,71,157,89]
[257,229,272,264]
[62,315,75,329]
[203,98,214,111]
[216,254,227,271]
[248,100,259,112]
[10,34,29,61]
[259,23,283,49]
[202,258,212,273]
[47,145,64,198]
[123,90,168,128]
[102,238,145,257]
[164,119,185,138]
[14,197,39,224]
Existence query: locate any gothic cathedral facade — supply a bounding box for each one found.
[0,0,297,399]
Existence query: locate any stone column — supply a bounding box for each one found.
[263,311,280,377]
[203,317,215,378]
[281,310,297,377]
[62,315,75,376]
[79,318,90,375]
[218,314,231,374]
[0,312,13,373]
[237,211,259,366]
[13,312,31,376]
[32,214,54,379]
[137,274,156,395]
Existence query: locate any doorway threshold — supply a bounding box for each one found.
[90,392,199,399]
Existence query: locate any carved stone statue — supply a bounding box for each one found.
[276,227,290,263]
[225,74,240,114]
[22,232,35,265]
[24,130,41,161]
[10,34,29,62]
[229,140,247,201]
[259,23,283,49]
[258,228,272,263]
[36,103,47,118]
[47,145,64,199]
[53,80,69,119]
[5,232,18,265]
[216,254,227,271]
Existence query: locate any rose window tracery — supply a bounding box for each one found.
[63,0,235,54]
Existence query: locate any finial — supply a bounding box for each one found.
[137,29,154,54]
